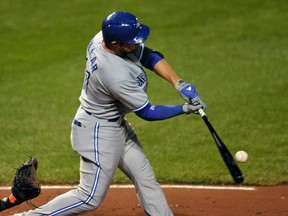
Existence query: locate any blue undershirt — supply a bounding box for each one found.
[135,102,184,121]
[140,46,164,70]
[136,46,184,120]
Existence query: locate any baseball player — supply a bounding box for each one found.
[13,12,206,216]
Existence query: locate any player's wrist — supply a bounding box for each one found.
[174,79,186,90]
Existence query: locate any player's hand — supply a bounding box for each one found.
[182,97,207,114]
[190,96,207,114]
[175,80,198,102]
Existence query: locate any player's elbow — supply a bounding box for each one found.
[134,103,156,121]
[135,110,156,121]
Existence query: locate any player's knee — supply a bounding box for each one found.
[86,196,104,210]
[76,188,105,211]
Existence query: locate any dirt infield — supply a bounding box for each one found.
[1,185,287,216]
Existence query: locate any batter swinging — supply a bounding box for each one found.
[13,12,206,216]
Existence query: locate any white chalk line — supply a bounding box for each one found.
[0,184,255,191]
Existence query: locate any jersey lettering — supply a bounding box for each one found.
[90,57,98,72]
[87,39,98,73]
[136,72,147,87]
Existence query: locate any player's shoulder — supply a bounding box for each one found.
[94,31,104,42]
[96,55,132,85]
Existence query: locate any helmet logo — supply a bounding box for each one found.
[136,22,140,28]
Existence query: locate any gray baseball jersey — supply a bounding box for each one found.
[13,32,173,216]
[80,31,149,120]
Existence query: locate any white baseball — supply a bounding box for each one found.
[235,151,248,163]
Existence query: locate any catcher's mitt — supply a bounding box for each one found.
[12,156,41,202]
[0,156,41,211]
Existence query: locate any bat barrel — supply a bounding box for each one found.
[199,109,244,184]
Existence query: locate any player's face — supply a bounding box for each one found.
[115,43,139,56]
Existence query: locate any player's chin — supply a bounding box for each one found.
[117,47,136,57]
[118,51,132,57]
[117,52,128,57]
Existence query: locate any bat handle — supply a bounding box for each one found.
[198,108,206,117]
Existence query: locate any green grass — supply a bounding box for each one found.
[0,0,287,185]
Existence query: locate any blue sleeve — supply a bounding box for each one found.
[135,102,184,121]
[140,47,164,71]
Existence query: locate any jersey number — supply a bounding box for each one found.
[83,70,91,93]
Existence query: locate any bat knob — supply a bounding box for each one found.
[235,175,244,184]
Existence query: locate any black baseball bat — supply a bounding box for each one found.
[198,109,244,184]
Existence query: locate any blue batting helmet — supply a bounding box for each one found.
[102,12,150,44]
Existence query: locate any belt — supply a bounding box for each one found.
[83,109,120,122]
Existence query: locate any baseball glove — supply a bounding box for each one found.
[12,156,41,201]
[0,156,41,211]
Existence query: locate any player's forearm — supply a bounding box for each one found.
[153,59,181,86]
[135,102,184,121]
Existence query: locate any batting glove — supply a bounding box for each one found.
[183,97,207,114]
[175,80,198,102]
